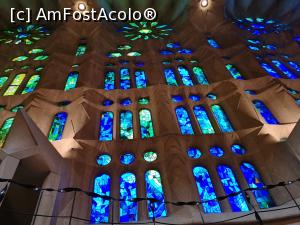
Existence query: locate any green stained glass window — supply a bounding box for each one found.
[33,55,48,61]
[0,118,14,148]
[144,151,158,162]
[120,111,134,140]
[3,74,26,96]
[35,66,44,71]
[64,71,79,91]
[22,75,40,94]
[138,97,150,105]
[76,44,87,56]
[127,52,141,57]
[107,52,122,58]
[11,105,24,112]
[29,48,44,54]
[117,45,132,51]
[48,112,68,141]
[12,56,28,62]
[139,109,154,139]
[21,65,30,70]
[0,77,8,89]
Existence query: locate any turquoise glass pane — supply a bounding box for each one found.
[135,70,147,88]
[144,151,158,162]
[217,165,249,212]
[64,71,78,91]
[226,64,244,80]
[193,167,222,213]
[139,109,154,139]
[145,170,167,218]
[48,112,68,141]
[164,68,178,86]
[209,146,224,157]
[187,147,202,159]
[120,153,135,165]
[178,65,194,86]
[211,105,234,133]
[240,162,274,209]
[192,67,209,85]
[260,62,281,78]
[231,144,246,155]
[0,77,8,89]
[253,100,279,125]
[193,105,215,134]
[272,60,297,79]
[76,44,87,56]
[22,75,40,94]
[99,112,113,141]
[0,118,14,148]
[96,154,111,166]
[175,107,194,135]
[120,111,133,140]
[104,71,115,90]
[207,38,220,48]
[120,173,138,222]
[120,68,131,90]
[91,174,111,223]
[11,105,24,112]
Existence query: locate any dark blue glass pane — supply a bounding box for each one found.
[192,67,209,85]
[231,144,246,155]
[187,147,202,159]
[120,153,135,165]
[99,112,113,141]
[172,95,183,103]
[135,70,147,88]
[160,50,174,55]
[48,112,68,141]
[120,68,131,90]
[178,66,194,86]
[135,61,145,67]
[288,61,300,73]
[96,154,111,166]
[120,111,133,140]
[248,45,260,51]
[209,146,224,157]
[166,42,180,48]
[253,100,279,125]
[119,60,129,65]
[226,64,244,80]
[260,62,281,78]
[193,105,215,134]
[272,60,297,79]
[104,71,116,90]
[245,90,256,95]
[175,107,194,135]
[211,105,234,133]
[178,49,193,54]
[207,38,220,48]
[120,98,132,106]
[189,95,201,102]
[103,100,113,106]
[164,68,178,86]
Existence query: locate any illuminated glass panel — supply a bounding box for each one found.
[207,93,217,100]
[192,67,209,85]
[0,118,14,148]
[120,153,135,165]
[193,105,215,134]
[135,70,147,88]
[144,151,157,162]
[120,111,134,140]
[96,154,111,166]
[189,95,201,102]
[178,49,193,54]
[76,44,87,56]
[120,173,138,222]
[211,105,234,133]
[164,68,178,86]
[178,65,194,86]
[22,75,40,94]
[187,147,202,159]
[64,71,79,91]
[104,71,115,90]
[145,170,167,218]
[166,42,180,48]
[139,109,154,139]
[48,112,68,141]
[99,112,114,141]
[90,174,111,223]
[207,38,220,48]
[103,100,113,106]
[120,98,132,106]
[11,105,23,112]
[120,68,131,90]
[138,97,150,105]
[226,64,244,80]
[288,61,300,73]
[245,90,256,95]
[217,165,249,212]
[209,146,224,157]
[253,100,279,125]
[231,144,246,155]
[272,60,297,79]
[3,74,26,96]
[240,162,274,209]
[175,107,194,135]
[12,56,28,62]
[260,62,281,78]
[33,55,48,61]
[172,95,183,103]
[193,167,222,213]
[0,77,8,89]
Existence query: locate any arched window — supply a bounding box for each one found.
[192,67,209,85]
[272,60,297,79]
[193,105,215,134]
[0,76,8,89]
[104,71,116,90]
[48,112,68,141]
[177,65,194,86]
[120,68,131,90]
[76,43,87,56]
[211,105,234,133]
[139,109,154,139]
[175,106,194,135]
[64,71,79,91]
[22,75,40,94]
[260,62,281,78]
[145,170,167,218]
[252,100,279,124]
[120,173,138,222]
[135,70,147,88]
[226,64,244,80]
[90,174,111,223]
[120,111,133,140]
[99,112,114,141]
[217,165,249,212]
[164,68,178,86]
[0,118,15,148]
[3,73,26,96]
[193,167,221,213]
[240,162,274,209]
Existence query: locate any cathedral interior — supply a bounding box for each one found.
[0,0,300,224]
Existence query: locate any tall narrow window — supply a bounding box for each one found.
[240,162,274,209]
[207,38,220,48]
[164,68,178,86]
[120,173,138,223]
[145,170,167,218]
[120,111,133,140]
[90,174,111,223]
[252,100,279,124]
[139,109,154,139]
[22,75,40,94]
[0,76,8,89]
[64,71,79,91]
[288,61,300,73]
[217,165,249,212]
[99,112,114,141]
[177,65,194,86]
[193,167,221,213]
[226,64,244,80]
[104,71,115,90]
[272,60,297,79]
[120,68,131,90]
[76,43,87,56]
[260,62,281,78]
[193,105,215,134]
[211,105,234,133]
[3,73,26,96]
[192,67,209,85]
[0,118,14,148]
[135,70,147,88]
[48,112,68,141]
[175,106,194,135]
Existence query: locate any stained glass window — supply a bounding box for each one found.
[120,173,138,222]
[207,38,220,48]
[209,146,224,157]
[211,105,234,133]
[226,64,244,80]
[138,97,150,105]
[107,52,122,58]
[166,42,181,48]
[48,112,68,141]
[139,109,154,139]
[120,153,135,165]
[127,52,141,57]
[175,107,194,135]
[99,112,114,141]
[0,77,8,89]
[144,151,158,162]
[193,167,222,213]
[288,89,299,95]
[260,62,281,78]
[0,118,14,148]
[187,147,202,159]
[207,93,217,100]
[245,90,256,95]
[240,162,274,209]
[12,56,28,62]
[193,105,215,134]
[253,100,279,125]
[189,95,201,102]
[120,98,132,106]
[272,60,297,79]
[96,154,112,166]
[64,71,79,91]
[103,100,113,106]
[172,95,183,103]
[288,61,300,73]
[104,71,115,90]
[120,68,131,90]
[90,174,111,223]
[22,75,40,94]
[3,74,26,96]
[192,67,209,85]
[231,144,246,155]
[33,55,48,61]
[76,44,87,56]
[177,66,194,86]
[135,70,147,88]
[160,50,174,56]
[164,68,178,86]
[145,170,167,218]
[120,111,134,140]
[178,49,193,55]
[217,165,249,212]
[11,105,24,112]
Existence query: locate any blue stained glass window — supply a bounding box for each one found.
[207,93,217,100]
[164,68,178,86]
[193,105,215,134]
[178,49,193,54]
[120,68,131,90]
[245,90,256,95]
[120,153,135,165]
[178,66,194,86]
[209,146,224,157]
[64,71,79,91]
[119,60,129,65]
[120,111,133,140]
[288,89,299,95]
[263,45,277,51]
[217,165,249,212]
[160,50,174,55]
[296,99,300,106]
[189,95,201,102]
[192,67,209,85]
[48,112,68,141]
[231,144,246,155]
[139,109,155,139]
[272,60,297,79]
[253,100,279,125]
[104,71,115,90]
[103,100,113,106]
[172,95,183,103]
[193,167,222,213]
[166,42,180,48]
[207,38,220,48]
[288,61,300,73]
[175,107,194,135]
[90,174,111,223]
[187,147,202,159]
[145,170,167,218]
[226,64,244,80]
[120,173,138,222]
[135,70,147,88]
[260,62,281,78]
[120,98,132,106]
[248,45,260,51]
[96,154,112,166]
[135,61,144,67]
[247,39,261,45]
[240,162,274,209]
[211,105,234,133]
[99,112,114,141]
